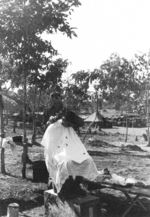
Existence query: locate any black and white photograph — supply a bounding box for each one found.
[0,0,150,216]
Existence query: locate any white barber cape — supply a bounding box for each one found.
[41,120,99,192]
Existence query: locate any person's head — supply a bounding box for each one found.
[62,110,84,129]
[50,92,62,104]
[62,111,75,128]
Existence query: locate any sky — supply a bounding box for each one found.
[44,0,150,75]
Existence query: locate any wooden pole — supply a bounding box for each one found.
[146,56,150,146]
[22,20,29,178]
[125,94,129,142]
[0,87,5,173]
[22,56,27,178]
[125,109,128,142]
[147,82,150,146]
[32,72,38,145]
[1,146,5,173]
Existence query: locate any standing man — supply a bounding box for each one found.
[42,92,65,131]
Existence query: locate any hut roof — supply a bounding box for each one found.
[100,109,122,118]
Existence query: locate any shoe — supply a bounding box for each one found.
[82,180,101,191]
[74,185,87,197]
[47,178,57,193]
[71,180,87,197]
[59,177,86,199]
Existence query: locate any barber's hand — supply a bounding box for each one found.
[49,116,55,122]
[46,121,51,126]
[48,116,58,124]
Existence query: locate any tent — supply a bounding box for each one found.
[85,111,113,128]
[84,111,104,123]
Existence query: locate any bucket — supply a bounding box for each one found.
[33,161,49,183]
[12,136,23,142]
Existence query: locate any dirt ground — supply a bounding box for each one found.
[0,124,150,217]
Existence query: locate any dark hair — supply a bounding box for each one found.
[62,110,84,129]
[50,92,61,99]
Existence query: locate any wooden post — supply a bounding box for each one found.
[125,110,128,142]
[146,82,150,146]
[13,120,16,133]
[22,140,28,178]
[1,147,5,173]
[146,59,150,146]
[7,203,19,217]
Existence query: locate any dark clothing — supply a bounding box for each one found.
[43,102,64,125]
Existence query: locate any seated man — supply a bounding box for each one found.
[41,110,99,198]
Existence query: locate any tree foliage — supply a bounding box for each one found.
[0,0,80,83]
[88,53,142,110]
[0,0,81,112]
[69,70,92,111]
[0,0,81,177]
[71,53,146,112]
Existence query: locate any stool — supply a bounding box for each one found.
[44,189,101,217]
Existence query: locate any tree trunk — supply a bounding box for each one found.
[146,85,150,146]
[0,88,5,173]
[22,64,27,179]
[125,110,128,142]
[6,100,9,125]
[31,71,38,145]
[31,87,37,145]
[13,120,16,133]
[0,91,4,135]
[1,147,5,173]
[37,90,42,115]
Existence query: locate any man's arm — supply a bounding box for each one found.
[43,109,49,125]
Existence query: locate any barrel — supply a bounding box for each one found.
[33,160,49,183]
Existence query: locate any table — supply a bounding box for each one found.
[100,182,150,217]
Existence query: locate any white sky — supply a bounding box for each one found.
[44,0,150,74]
